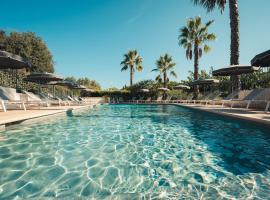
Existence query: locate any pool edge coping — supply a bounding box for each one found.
[0,104,99,131]
[170,103,270,128]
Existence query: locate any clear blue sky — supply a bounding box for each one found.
[0,0,269,89]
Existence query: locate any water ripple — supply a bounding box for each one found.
[0,104,269,199]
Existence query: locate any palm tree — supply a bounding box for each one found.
[192,0,240,91]
[120,49,143,86]
[152,54,177,88]
[178,16,216,98]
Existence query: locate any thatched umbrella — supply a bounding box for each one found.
[251,50,270,86]
[84,88,95,92]
[190,79,220,86]
[24,72,63,94]
[47,80,75,96]
[140,89,150,92]
[158,87,170,92]
[158,87,170,98]
[0,50,31,88]
[24,72,63,83]
[71,84,87,90]
[251,50,270,67]
[212,65,259,76]
[190,79,219,96]
[174,84,190,90]
[69,84,87,98]
[213,65,259,91]
[49,80,75,87]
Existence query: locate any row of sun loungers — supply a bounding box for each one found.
[113,88,270,112]
[0,86,86,112]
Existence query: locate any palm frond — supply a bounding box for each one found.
[155,75,162,83]
[203,44,211,53]
[199,48,202,58]
[136,65,143,71]
[121,65,129,71]
[151,68,159,72]
[191,0,226,13]
[170,70,177,78]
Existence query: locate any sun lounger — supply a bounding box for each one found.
[228,89,270,111]
[161,96,172,103]
[38,93,66,106]
[23,91,50,107]
[225,89,263,107]
[173,94,193,104]
[127,97,136,103]
[0,86,27,112]
[151,96,163,103]
[140,97,151,104]
[135,97,144,103]
[208,90,247,106]
[195,91,222,105]
[207,89,270,112]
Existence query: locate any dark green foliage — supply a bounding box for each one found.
[65,76,101,91]
[121,49,143,86]
[152,54,177,88]
[192,0,226,13]
[1,30,54,73]
[77,77,101,90]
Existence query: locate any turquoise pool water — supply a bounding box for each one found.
[0,104,270,199]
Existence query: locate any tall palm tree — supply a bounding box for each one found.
[192,0,240,91]
[152,54,177,88]
[178,16,216,97]
[120,49,143,86]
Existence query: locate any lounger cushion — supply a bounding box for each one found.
[0,86,21,101]
[24,91,42,101]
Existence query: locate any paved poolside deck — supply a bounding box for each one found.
[174,103,270,127]
[0,104,95,129]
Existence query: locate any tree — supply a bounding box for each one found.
[65,76,77,83]
[178,16,216,98]
[0,30,6,49]
[152,54,177,88]
[192,0,240,91]
[4,31,54,73]
[65,77,101,90]
[120,49,143,86]
[77,77,101,90]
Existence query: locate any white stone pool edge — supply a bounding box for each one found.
[171,103,270,127]
[0,103,105,132]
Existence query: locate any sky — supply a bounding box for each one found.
[0,0,269,89]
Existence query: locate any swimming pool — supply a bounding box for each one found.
[0,104,269,199]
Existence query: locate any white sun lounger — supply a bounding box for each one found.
[0,87,27,112]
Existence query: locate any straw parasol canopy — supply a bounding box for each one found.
[140,88,150,92]
[174,84,190,90]
[251,50,270,67]
[0,50,31,69]
[71,84,87,90]
[48,80,75,88]
[84,88,95,92]
[158,87,170,92]
[190,79,220,86]
[212,65,259,76]
[24,72,63,84]
[0,50,32,88]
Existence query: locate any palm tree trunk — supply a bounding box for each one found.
[229,0,240,92]
[130,65,133,86]
[193,44,199,99]
[163,72,167,88]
